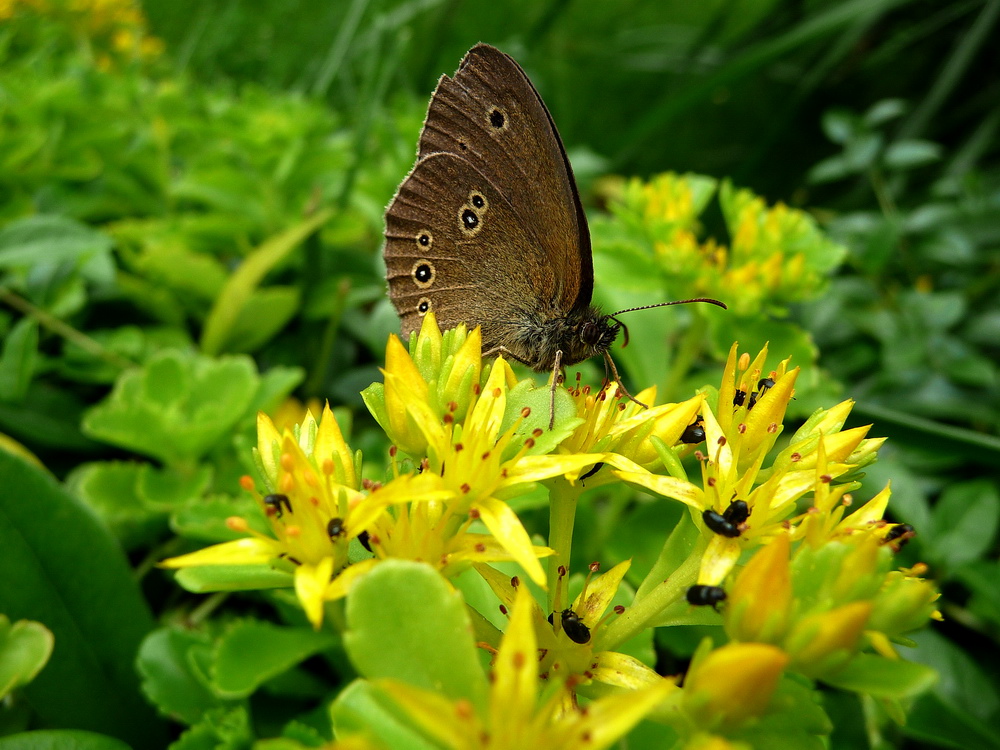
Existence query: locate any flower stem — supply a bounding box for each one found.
[546,476,583,610]
[596,548,701,652]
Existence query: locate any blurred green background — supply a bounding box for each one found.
[1,0,998,747]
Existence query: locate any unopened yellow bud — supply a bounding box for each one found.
[786,601,872,677]
[726,534,792,643]
[684,643,789,727]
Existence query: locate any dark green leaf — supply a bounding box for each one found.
[0,319,38,404]
[821,654,937,698]
[0,730,132,750]
[0,452,167,749]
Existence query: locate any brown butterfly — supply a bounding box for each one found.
[383,44,723,422]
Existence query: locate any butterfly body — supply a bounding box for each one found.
[383,43,617,373]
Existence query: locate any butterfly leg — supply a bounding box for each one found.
[603,352,648,410]
[547,350,565,431]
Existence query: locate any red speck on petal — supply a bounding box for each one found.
[475,543,486,552]
[280,454,294,470]
[239,475,255,491]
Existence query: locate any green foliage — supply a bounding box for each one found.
[0,1,995,747]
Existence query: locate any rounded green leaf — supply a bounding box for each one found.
[0,617,53,699]
[344,560,487,707]
[210,620,336,698]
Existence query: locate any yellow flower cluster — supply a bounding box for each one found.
[2,0,164,63]
[160,314,937,744]
[612,173,846,316]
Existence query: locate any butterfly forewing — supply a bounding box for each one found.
[393,44,593,316]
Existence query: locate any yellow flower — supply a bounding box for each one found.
[614,343,885,586]
[364,314,607,586]
[380,584,674,749]
[325,499,554,600]
[475,561,671,696]
[162,405,451,628]
[558,379,703,475]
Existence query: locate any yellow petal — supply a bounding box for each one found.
[314,403,357,488]
[256,411,282,480]
[684,642,788,726]
[379,679,476,749]
[564,678,675,748]
[698,536,742,586]
[475,497,548,586]
[613,470,704,509]
[575,560,631,625]
[325,558,378,601]
[590,649,664,690]
[295,556,335,628]
[726,534,791,642]
[490,584,539,731]
[501,453,610,487]
[159,537,280,568]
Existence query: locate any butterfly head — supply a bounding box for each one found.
[559,306,621,367]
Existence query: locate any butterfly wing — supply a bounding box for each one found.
[383,44,593,342]
[384,151,560,347]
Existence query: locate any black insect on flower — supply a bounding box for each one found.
[703,508,741,538]
[548,608,591,644]
[263,493,292,518]
[680,416,706,445]
[686,584,727,610]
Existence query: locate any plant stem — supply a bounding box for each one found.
[596,548,701,652]
[0,288,134,371]
[546,476,582,610]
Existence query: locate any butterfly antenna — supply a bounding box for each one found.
[609,317,630,348]
[610,298,728,317]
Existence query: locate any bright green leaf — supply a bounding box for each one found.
[210,621,336,699]
[0,616,53,700]
[344,561,488,707]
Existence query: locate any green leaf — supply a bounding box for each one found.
[0,616,53,700]
[0,319,38,404]
[224,286,302,354]
[0,730,133,750]
[174,565,294,593]
[902,628,1000,748]
[169,707,255,750]
[201,210,332,356]
[883,139,942,170]
[210,621,336,699]
[171,494,270,543]
[820,109,857,145]
[82,350,258,464]
[330,680,438,750]
[137,628,231,725]
[0,216,113,283]
[929,479,1000,570]
[821,654,937,698]
[863,98,907,127]
[66,462,167,550]
[344,560,488,707]
[0,451,167,749]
